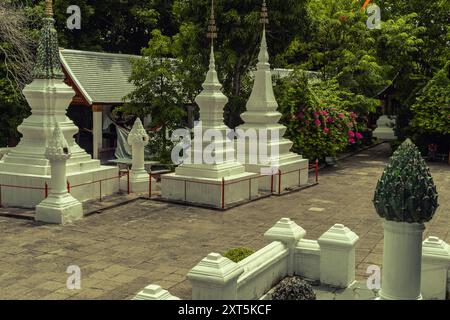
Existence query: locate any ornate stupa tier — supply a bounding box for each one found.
[175,46,246,179]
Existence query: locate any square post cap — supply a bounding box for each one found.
[422,236,450,265]
[264,218,306,245]
[133,284,180,300]
[318,224,359,248]
[187,253,244,285]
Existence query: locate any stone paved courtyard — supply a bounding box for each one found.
[0,143,448,300]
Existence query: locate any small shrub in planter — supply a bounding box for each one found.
[271,277,316,300]
[223,248,254,263]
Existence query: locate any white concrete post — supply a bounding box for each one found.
[35,124,83,224]
[92,105,103,160]
[317,224,359,288]
[133,284,180,300]
[421,236,450,300]
[264,218,306,276]
[187,253,244,300]
[378,220,425,300]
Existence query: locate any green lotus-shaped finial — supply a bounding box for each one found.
[373,139,439,223]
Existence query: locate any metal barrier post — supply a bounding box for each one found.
[221,178,225,209]
[45,183,48,198]
[99,180,102,202]
[278,170,282,195]
[315,159,319,183]
[249,178,252,200]
[67,181,71,193]
[149,172,152,198]
[298,168,301,187]
[270,174,274,194]
[127,169,130,194]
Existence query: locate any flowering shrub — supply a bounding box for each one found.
[275,70,367,160]
[291,104,365,159]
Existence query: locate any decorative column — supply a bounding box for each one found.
[120,118,153,193]
[92,105,103,160]
[374,139,439,300]
[421,237,450,300]
[317,224,359,288]
[35,124,83,224]
[187,253,244,300]
[264,218,306,276]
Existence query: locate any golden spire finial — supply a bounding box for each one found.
[207,0,217,47]
[260,0,269,27]
[45,0,54,18]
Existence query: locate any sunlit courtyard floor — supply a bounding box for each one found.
[0,143,448,299]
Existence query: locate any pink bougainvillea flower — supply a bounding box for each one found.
[314,119,321,126]
[338,113,345,119]
[296,112,305,119]
[350,112,357,119]
[349,138,356,144]
[320,110,329,116]
[313,112,319,119]
[323,127,330,134]
[348,130,355,138]
[327,117,334,123]
[356,132,363,140]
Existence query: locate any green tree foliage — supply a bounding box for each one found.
[170,0,311,128]
[411,62,450,135]
[122,29,186,163]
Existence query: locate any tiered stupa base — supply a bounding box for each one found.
[161,172,259,208]
[0,166,118,208]
[245,156,309,193]
[162,162,259,208]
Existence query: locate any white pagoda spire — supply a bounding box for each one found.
[236,0,309,193]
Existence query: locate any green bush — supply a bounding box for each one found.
[223,248,254,263]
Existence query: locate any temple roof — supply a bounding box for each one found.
[59,49,140,105]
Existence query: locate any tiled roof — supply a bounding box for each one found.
[59,49,140,105]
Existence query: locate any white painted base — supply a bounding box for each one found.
[119,171,156,194]
[35,193,83,225]
[245,159,309,193]
[161,172,259,208]
[0,166,119,208]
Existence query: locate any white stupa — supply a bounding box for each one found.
[236,1,309,193]
[0,0,118,208]
[161,1,258,208]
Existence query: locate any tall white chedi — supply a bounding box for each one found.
[0,0,118,207]
[161,0,258,208]
[236,1,308,193]
[36,123,83,224]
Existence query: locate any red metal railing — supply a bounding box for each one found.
[159,160,319,209]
